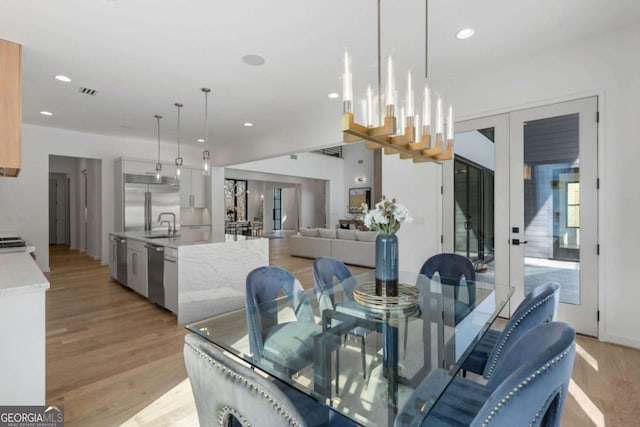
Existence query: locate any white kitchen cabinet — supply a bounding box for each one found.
[180,168,206,208]
[179,169,192,207]
[163,251,178,314]
[191,169,205,208]
[127,247,147,297]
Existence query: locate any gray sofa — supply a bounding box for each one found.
[290,228,377,268]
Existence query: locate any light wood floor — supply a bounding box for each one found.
[45,239,640,426]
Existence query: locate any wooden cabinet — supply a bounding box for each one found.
[0,39,22,177]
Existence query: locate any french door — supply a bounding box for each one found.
[444,97,599,336]
[509,97,598,336]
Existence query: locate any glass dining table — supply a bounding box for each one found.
[186,271,514,427]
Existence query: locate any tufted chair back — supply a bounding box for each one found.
[482,282,561,380]
[185,333,338,427]
[472,322,576,427]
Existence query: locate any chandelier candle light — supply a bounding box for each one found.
[341,0,454,163]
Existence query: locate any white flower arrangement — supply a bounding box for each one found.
[362,196,411,235]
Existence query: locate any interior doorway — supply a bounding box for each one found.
[49,155,102,260]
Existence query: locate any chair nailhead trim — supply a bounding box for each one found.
[480,343,574,427]
[485,294,555,379]
[219,406,249,426]
[186,342,302,427]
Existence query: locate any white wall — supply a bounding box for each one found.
[342,142,375,208]
[0,124,206,271]
[383,24,640,348]
[281,187,298,230]
[228,152,343,228]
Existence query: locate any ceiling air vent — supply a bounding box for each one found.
[78,87,99,96]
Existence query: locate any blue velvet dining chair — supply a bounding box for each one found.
[420,253,477,319]
[463,281,561,380]
[395,321,576,427]
[404,253,477,357]
[184,333,357,427]
[245,266,320,377]
[312,257,373,393]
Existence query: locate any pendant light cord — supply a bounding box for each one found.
[425,0,429,80]
[154,114,162,163]
[377,0,382,123]
[177,104,181,157]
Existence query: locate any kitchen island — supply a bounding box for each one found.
[109,229,268,324]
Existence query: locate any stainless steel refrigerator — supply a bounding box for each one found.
[124,174,180,232]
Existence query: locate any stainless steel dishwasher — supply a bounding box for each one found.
[145,243,165,306]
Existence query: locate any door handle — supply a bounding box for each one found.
[512,239,529,245]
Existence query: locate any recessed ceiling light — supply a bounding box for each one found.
[456,28,475,40]
[242,54,265,66]
[54,75,71,83]
[244,122,254,127]
[40,111,53,116]
[328,92,339,99]
[197,138,205,143]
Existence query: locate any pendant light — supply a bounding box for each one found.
[174,102,183,178]
[201,88,211,176]
[154,114,163,181]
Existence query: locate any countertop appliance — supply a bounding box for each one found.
[124,174,180,232]
[0,235,26,253]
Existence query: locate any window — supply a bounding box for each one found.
[224,179,248,221]
[566,182,580,228]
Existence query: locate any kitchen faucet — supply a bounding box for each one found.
[157,212,177,235]
[159,220,172,235]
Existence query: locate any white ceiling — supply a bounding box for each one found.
[2,0,640,165]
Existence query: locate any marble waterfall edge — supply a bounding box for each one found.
[178,238,268,324]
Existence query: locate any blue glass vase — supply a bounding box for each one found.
[375,233,399,297]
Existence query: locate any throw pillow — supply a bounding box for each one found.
[337,229,357,240]
[318,228,337,239]
[355,230,378,242]
[299,228,319,237]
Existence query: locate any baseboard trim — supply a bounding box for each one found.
[603,333,640,350]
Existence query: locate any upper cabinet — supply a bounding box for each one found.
[180,168,206,208]
[0,39,22,177]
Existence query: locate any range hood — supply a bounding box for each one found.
[0,39,22,178]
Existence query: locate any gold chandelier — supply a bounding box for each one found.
[341,0,454,163]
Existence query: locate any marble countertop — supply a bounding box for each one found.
[111,229,262,248]
[0,252,50,296]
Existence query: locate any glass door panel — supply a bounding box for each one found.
[444,115,509,312]
[510,97,598,336]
